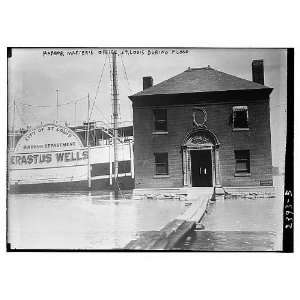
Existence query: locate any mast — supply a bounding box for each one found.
[87,93,91,189]
[112,52,119,198]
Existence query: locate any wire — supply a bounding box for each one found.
[120,54,132,93]
[94,54,109,102]
[59,95,88,106]
[18,95,88,108]
[120,54,133,121]
[8,94,31,106]
[89,54,109,120]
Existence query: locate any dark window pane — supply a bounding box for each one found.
[153,109,167,131]
[155,153,167,163]
[233,108,248,128]
[156,164,168,175]
[113,161,131,173]
[154,109,167,120]
[154,153,168,175]
[91,163,110,176]
[234,150,250,173]
[235,150,249,159]
[236,161,248,172]
[155,120,167,131]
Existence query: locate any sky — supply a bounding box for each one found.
[8,48,287,170]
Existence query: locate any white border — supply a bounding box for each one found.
[1,1,299,300]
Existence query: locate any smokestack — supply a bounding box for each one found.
[252,59,264,85]
[143,76,153,90]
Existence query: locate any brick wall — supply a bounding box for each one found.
[133,98,272,188]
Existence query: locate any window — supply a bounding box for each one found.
[154,153,168,175]
[153,109,167,132]
[234,150,250,174]
[232,106,248,129]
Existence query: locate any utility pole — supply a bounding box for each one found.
[112,52,119,198]
[56,89,59,122]
[87,94,91,189]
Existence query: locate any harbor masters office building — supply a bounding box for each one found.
[129,60,273,194]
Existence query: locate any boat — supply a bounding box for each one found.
[8,52,135,193]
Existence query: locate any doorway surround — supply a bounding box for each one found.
[182,127,224,196]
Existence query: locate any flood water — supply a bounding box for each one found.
[8,191,187,250]
[175,178,284,251]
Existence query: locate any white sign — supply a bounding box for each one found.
[10,124,88,170]
[14,124,84,153]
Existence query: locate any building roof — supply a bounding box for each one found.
[130,67,272,99]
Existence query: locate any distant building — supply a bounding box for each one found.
[129,60,273,194]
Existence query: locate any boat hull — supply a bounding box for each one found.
[8,124,135,193]
[9,176,135,194]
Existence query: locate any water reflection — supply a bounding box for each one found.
[8,191,186,250]
[202,197,283,232]
[176,191,284,251]
[177,230,277,251]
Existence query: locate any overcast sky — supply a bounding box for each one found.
[8,48,287,170]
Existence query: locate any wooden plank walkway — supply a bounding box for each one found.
[124,188,214,250]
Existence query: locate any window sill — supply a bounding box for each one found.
[152,131,168,135]
[234,173,251,177]
[153,175,170,178]
[232,128,249,131]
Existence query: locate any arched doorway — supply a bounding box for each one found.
[182,128,222,189]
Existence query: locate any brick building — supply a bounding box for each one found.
[129,60,273,194]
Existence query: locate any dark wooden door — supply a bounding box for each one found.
[191,150,212,187]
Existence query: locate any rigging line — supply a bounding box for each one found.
[18,95,88,108]
[18,103,51,108]
[58,95,88,106]
[94,54,109,101]
[9,94,32,105]
[120,54,133,122]
[22,102,48,124]
[23,102,56,127]
[120,54,132,93]
[89,54,109,120]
